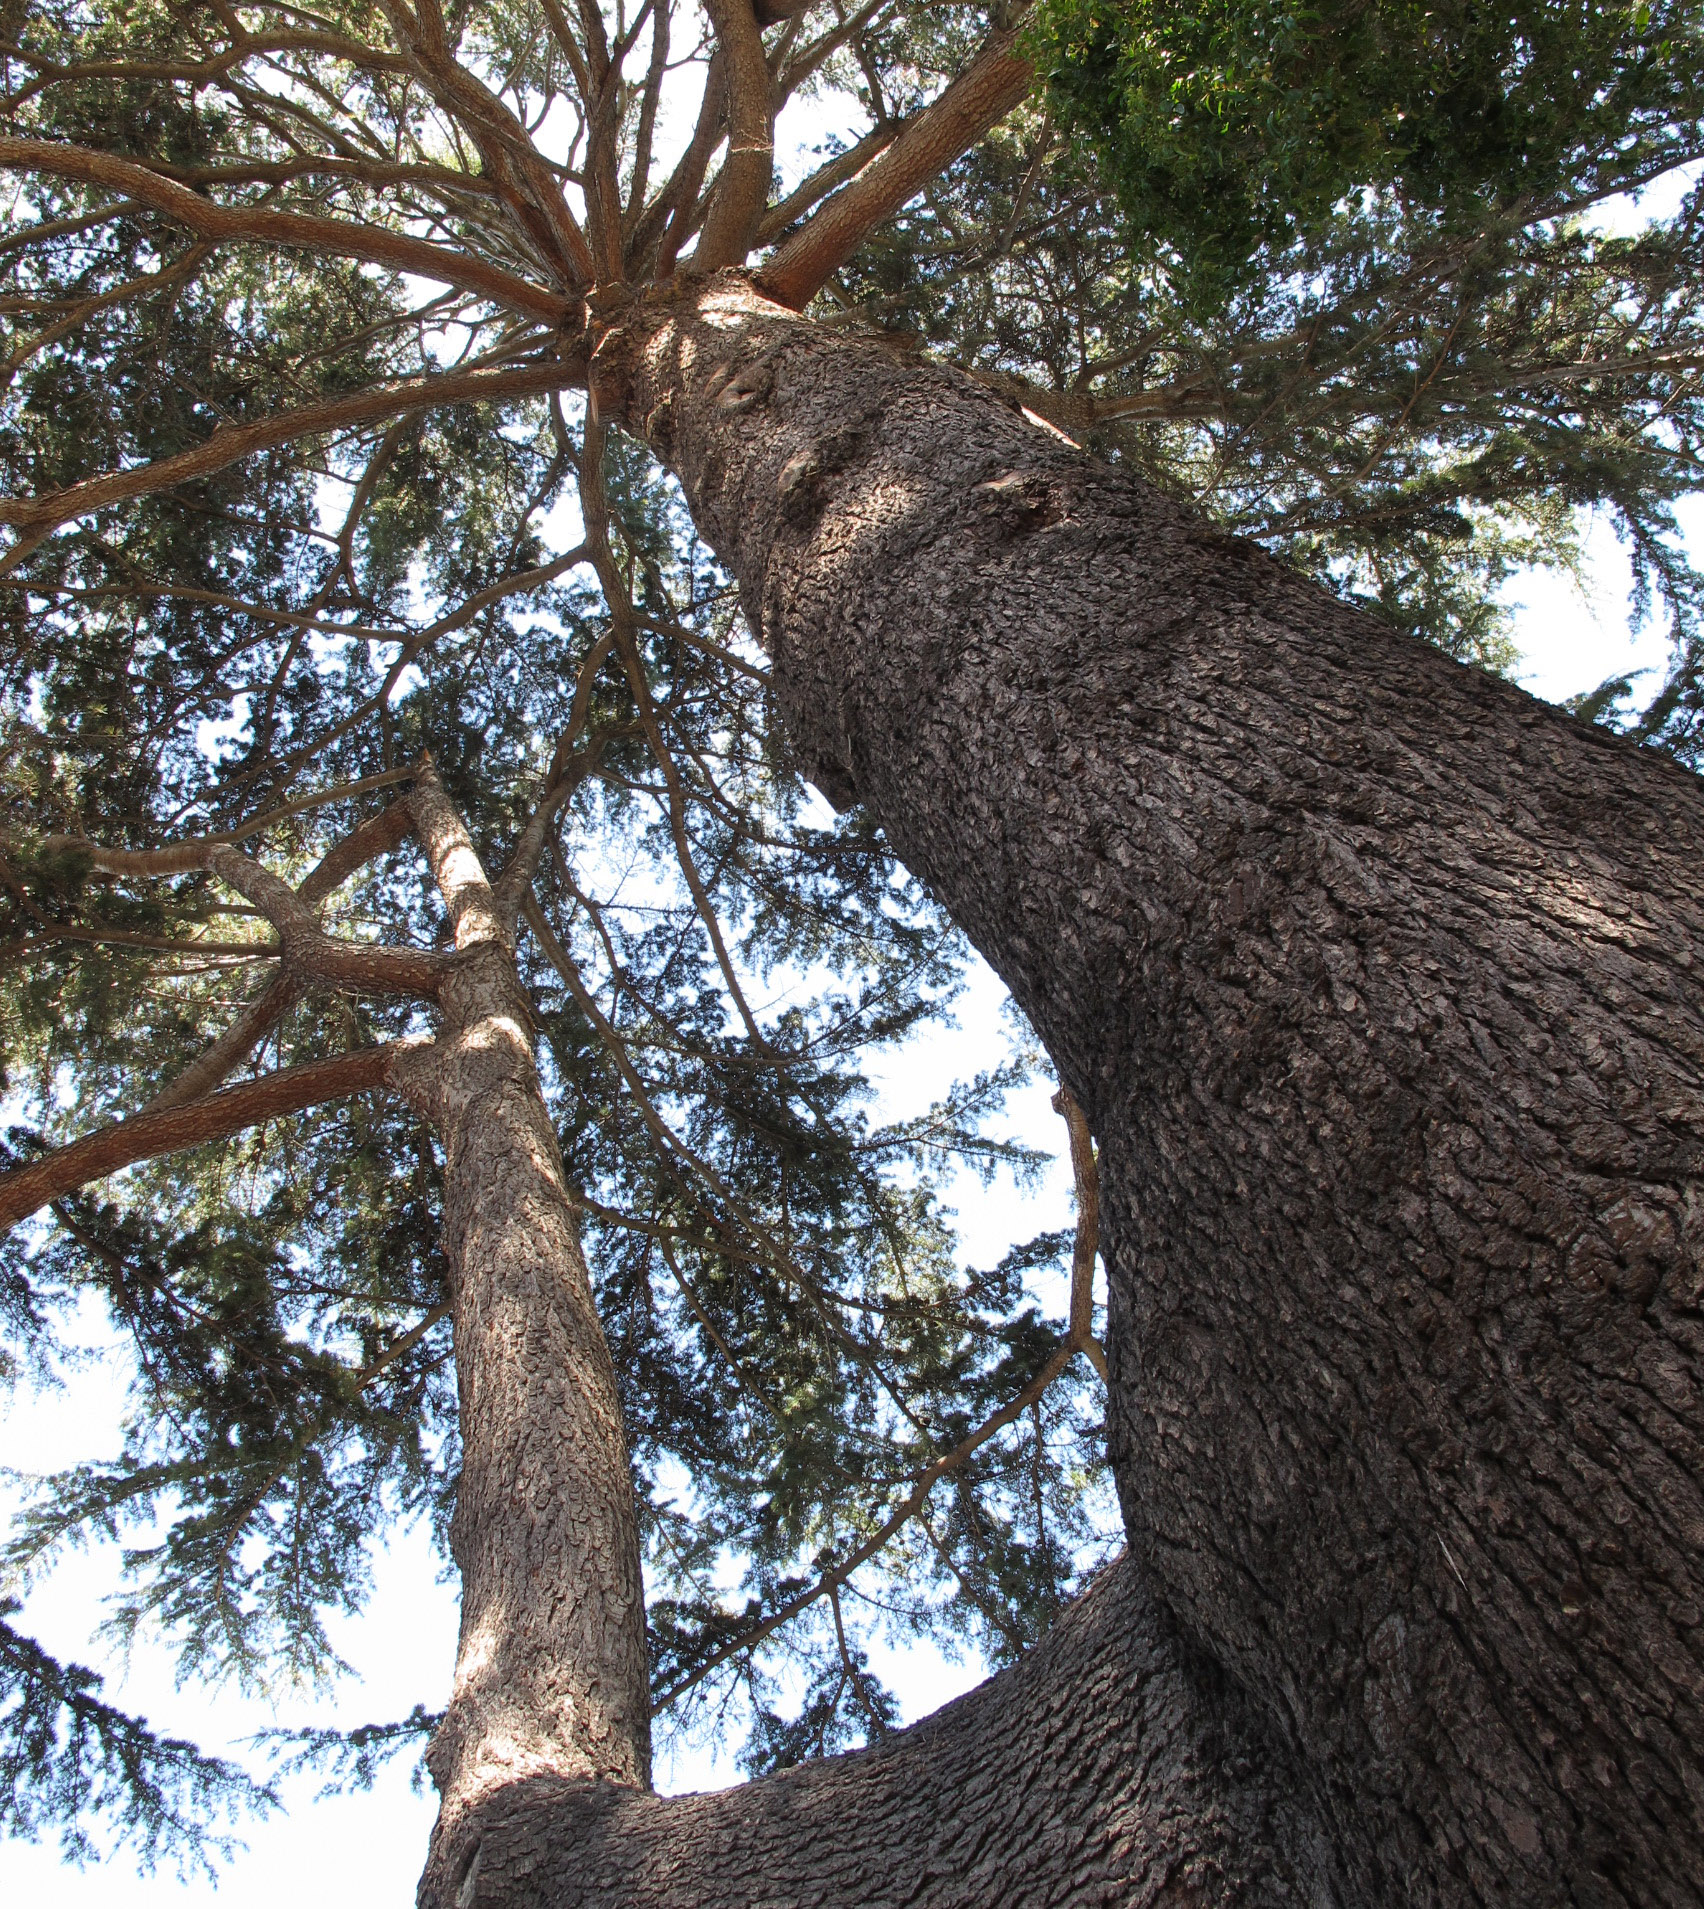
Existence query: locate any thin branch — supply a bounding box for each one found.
[578,416,774,1050]
[651,1318,1080,1712]
[0,925,278,963]
[141,972,304,1116]
[656,1232,789,1424]
[0,245,211,386]
[357,1302,451,1386]
[491,725,624,929]
[0,361,579,534]
[650,1072,1110,1709]
[754,122,898,248]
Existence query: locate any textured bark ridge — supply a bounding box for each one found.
[614,278,1704,1905]
[421,1555,1344,1908]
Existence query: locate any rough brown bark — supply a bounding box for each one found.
[400,782,651,1898]
[584,277,1704,1906]
[421,1555,1345,1908]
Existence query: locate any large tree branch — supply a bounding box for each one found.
[640,49,727,277]
[0,1045,404,1237]
[624,0,672,226]
[692,0,776,273]
[0,138,568,321]
[0,360,579,534]
[141,971,305,1116]
[144,156,503,198]
[203,846,451,996]
[296,799,418,908]
[757,25,1034,308]
[37,829,451,997]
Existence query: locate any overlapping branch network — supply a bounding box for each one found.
[0,3,1037,558]
[0,0,1107,1811]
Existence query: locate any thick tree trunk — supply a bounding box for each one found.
[569,276,1704,1906]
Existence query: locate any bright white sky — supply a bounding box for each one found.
[3,47,1701,1904]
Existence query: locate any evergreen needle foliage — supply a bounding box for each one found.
[0,1596,271,1871]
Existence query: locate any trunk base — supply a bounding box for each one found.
[419,1557,1345,1909]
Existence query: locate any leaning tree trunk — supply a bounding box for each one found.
[582,276,1700,1907]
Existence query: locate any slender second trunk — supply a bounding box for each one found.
[604,275,1704,1905]
[397,927,650,1902]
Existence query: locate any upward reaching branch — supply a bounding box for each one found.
[758,24,1034,308]
[408,763,508,950]
[692,0,776,272]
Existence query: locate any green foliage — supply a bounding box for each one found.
[1032,0,1704,308]
[256,1703,441,1798]
[2,0,1701,1876]
[0,1598,272,1871]
[839,24,1704,725]
[0,5,1113,1840]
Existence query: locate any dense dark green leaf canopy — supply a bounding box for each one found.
[840,3,1704,736]
[1032,0,1704,306]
